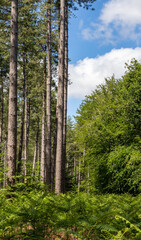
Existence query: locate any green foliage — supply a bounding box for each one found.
[0,189,141,239]
[74,60,141,194]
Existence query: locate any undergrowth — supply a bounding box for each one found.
[0,186,141,239]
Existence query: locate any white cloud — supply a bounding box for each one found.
[68,48,141,98]
[100,0,141,26]
[82,0,141,43]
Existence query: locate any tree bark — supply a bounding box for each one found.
[62,2,68,192]
[32,120,39,175]
[78,159,81,192]
[0,77,3,150]
[46,0,52,186]
[23,92,30,182]
[17,52,25,175]
[55,0,65,194]
[0,77,4,187]
[40,65,46,183]
[3,139,7,188]
[7,0,18,184]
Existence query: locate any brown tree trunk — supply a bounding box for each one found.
[3,139,7,188]
[78,159,81,192]
[51,118,57,191]
[40,66,46,183]
[46,0,52,186]
[7,0,18,184]
[55,0,65,194]
[23,93,30,182]
[0,77,3,151]
[62,2,68,192]
[17,52,25,175]
[0,77,4,187]
[32,120,39,176]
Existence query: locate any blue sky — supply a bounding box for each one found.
[67,0,141,118]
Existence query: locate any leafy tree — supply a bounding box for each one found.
[74,60,141,194]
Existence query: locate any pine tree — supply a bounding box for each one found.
[46,0,52,186]
[7,0,18,184]
[55,0,65,194]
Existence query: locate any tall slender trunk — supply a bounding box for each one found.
[32,121,39,175]
[78,159,81,192]
[0,77,4,187]
[55,0,65,194]
[51,119,57,190]
[7,0,18,184]
[62,2,68,192]
[46,0,52,186]
[23,92,30,182]
[3,139,7,188]
[17,52,25,174]
[40,65,46,183]
[0,78,3,150]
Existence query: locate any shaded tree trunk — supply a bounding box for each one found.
[40,65,46,183]
[3,139,7,188]
[32,120,39,175]
[0,77,3,153]
[32,119,39,175]
[62,2,68,192]
[17,52,25,174]
[0,78,4,187]
[55,0,65,194]
[7,0,18,184]
[51,119,57,190]
[23,92,30,182]
[78,159,81,192]
[46,0,52,186]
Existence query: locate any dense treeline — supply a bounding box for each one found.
[66,60,141,195]
[0,0,96,192]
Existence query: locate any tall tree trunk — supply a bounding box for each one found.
[17,52,25,174]
[23,93,30,182]
[46,0,52,186]
[55,0,65,194]
[62,2,68,192]
[3,139,7,188]
[0,77,3,153]
[40,65,46,183]
[51,119,57,190]
[0,78,4,187]
[78,159,81,192]
[7,0,18,184]
[32,120,39,176]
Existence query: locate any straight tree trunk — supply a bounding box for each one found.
[7,0,18,184]
[46,0,52,186]
[51,119,57,190]
[23,93,30,182]
[78,159,81,192]
[40,65,46,183]
[3,139,7,188]
[32,121,39,176]
[17,52,25,174]
[0,78,3,150]
[0,78,4,187]
[62,2,68,192]
[55,0,65,194]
